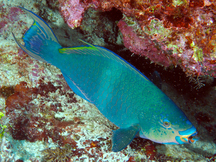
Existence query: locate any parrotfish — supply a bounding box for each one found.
[13,7,197,152]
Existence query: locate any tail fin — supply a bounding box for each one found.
[12,7,61,63]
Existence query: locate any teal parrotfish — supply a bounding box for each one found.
[13,7,198,152]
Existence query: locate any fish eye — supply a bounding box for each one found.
[163,119,171,127]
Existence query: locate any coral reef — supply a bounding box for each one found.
[80,7,122,46]
[117,19,171,67]
[42,145,73,162]
[130,139,157,160]
[0,5,22,38]
[0,112,7,138]
[58,0,216,77]
[0,0,216,161]
[6,81,79,144]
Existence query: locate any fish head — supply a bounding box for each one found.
[138,100,198,144]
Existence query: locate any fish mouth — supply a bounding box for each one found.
[180,132,198,143]
[176,126,198,144]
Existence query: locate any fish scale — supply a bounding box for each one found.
[13,7,198,152]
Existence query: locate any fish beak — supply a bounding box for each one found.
[180,132,198,144]
[188,133,198,143]
[176,126,198,144]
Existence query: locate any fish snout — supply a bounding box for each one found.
[180,132,198,144]
[176,126,198,144]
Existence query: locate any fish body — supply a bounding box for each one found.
[13,7,197,152]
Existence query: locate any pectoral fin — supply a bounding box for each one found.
[112,124,139,152]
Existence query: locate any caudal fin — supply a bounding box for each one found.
[12,7,61,63]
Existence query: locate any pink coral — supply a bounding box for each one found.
[58,0,100,28]
[117,20,171,67]
[59,0,85,28]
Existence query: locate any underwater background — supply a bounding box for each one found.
[0,0,216,161]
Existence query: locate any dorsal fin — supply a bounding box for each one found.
[78,39,98,49]
[59,39,99,54]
